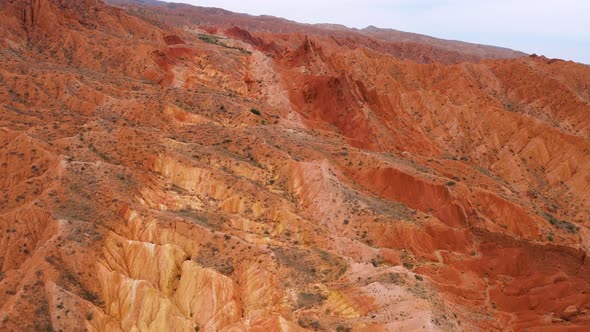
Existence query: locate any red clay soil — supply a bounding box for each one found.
[1,0,589,331]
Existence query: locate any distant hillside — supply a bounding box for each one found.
[106,0,526,62]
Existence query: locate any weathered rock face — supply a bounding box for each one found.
[1,0,590,331]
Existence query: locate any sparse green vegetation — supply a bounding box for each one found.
[542,212,579,234]
[250,108,261,116]
[371,255,385,267]
[198,34,222,45]
[298,317,321,330]
[336,326,352,332]
[297,292,327,308]
[198,34,252,54]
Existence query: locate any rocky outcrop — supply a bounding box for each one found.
[1,0,589,331]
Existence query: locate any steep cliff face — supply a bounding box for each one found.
[1,0,589,331]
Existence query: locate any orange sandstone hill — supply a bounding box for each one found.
[1,0,590,331]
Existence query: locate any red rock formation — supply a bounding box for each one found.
[1,0,589,331]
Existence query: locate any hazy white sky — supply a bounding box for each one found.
[170,0,589,64]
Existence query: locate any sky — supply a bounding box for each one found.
[169,0,589,64]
